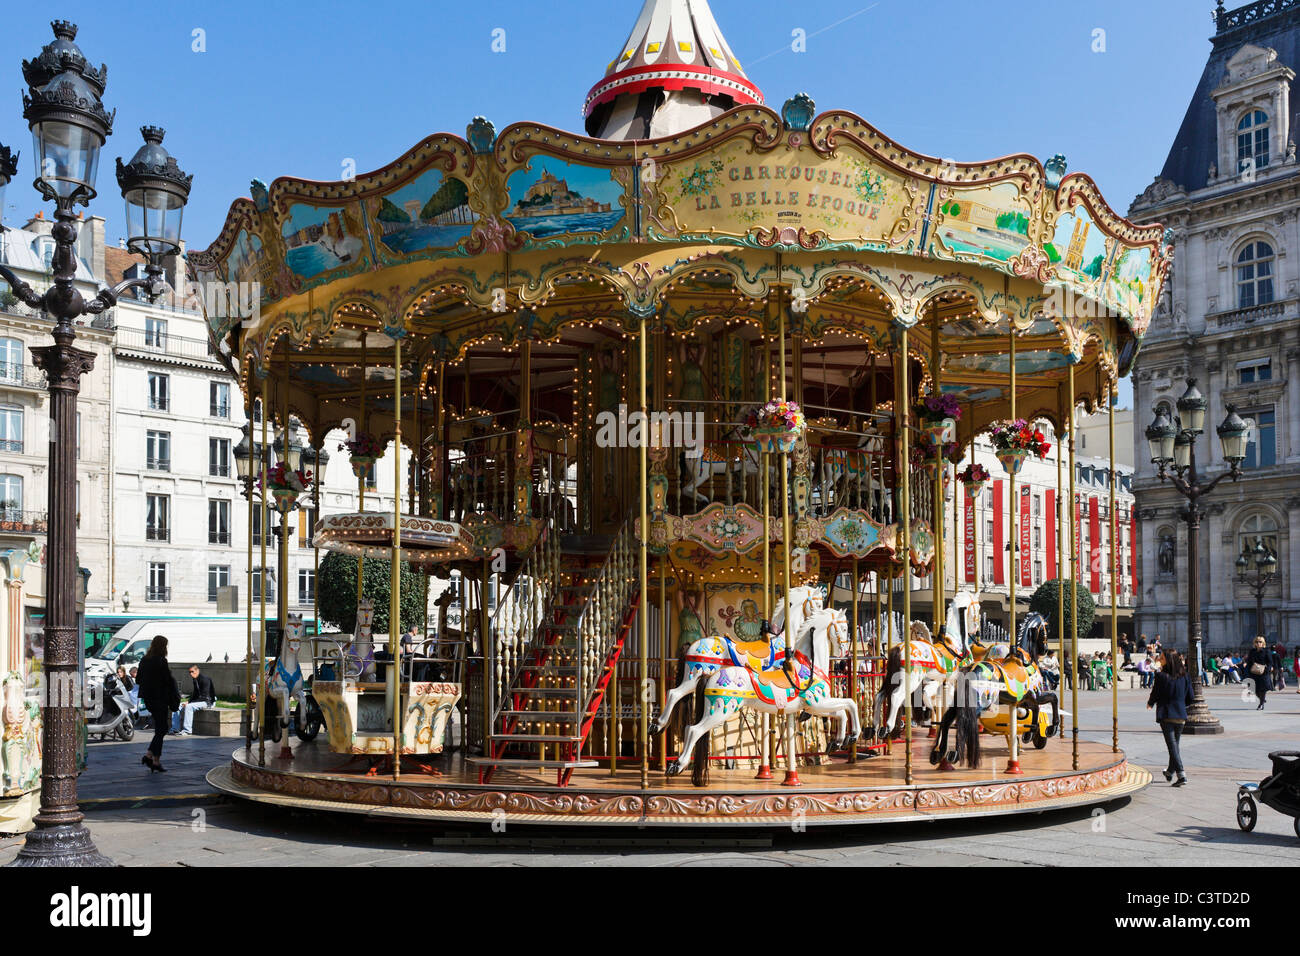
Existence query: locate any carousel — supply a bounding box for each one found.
[204,0,1163,826]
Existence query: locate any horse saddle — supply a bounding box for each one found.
[730,638,777,672]
[749,659,811,704]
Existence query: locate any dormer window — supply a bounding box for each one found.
[1236,241,1275,307]
[35,236,55,272]
[1238,109,1271,172]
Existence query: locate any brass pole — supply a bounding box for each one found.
[760,332,773,779]
[779,291,797,786]
[244,388,254,750]
[970,417,979,593]
[1109,381,1119,753]
[391,332,403,779]
[1057,387,1066,731]
[639,314,649,789]
[1068,363,1079,770]
[1006,325,1020,774]
[357,335,368,604]
[257,377,269,767]
[276,353,291,758]
[931,305,944,645]
[850,556,859,762]
[900,324,912,786]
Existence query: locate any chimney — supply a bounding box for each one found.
[23,210,53,237]
[79,215,106,282]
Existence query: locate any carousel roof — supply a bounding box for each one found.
[190,4,1169,442]
[583,0,763,133]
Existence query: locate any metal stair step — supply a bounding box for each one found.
[513,686,578,696]
[499,710,578,722]
[467,757,598,769]
[489,733,583,743]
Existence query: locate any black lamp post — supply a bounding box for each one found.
[1236,536,1278,643]
[1,21,190,867]
[1144,379,1250,735]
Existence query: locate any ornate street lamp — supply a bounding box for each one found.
[1,21,191,867]
[1144,380,1246,735]
[1237,535,1279,645]
[0,145,18,227]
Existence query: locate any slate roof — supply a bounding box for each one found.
[1160,0,1300,190]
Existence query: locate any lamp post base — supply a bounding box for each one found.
[7,823,114,867]
[1182,717,1224,735]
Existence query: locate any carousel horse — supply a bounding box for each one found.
[2,671,40,797]
[930,612,1058,771]
[264,614,309,756]
[341,598,377,680]
[653,585,825,734]
[667,604,862,778]
[679,427,770,504]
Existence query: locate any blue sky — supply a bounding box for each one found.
[0,0,1219,405]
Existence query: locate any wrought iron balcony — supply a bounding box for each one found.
[0,363,47,390]
[145,525,170,542]
[209,531,230,545]
[0,510,47,534]
[145,587,171,602]
[0,439,23,453]
[146,456,171,472]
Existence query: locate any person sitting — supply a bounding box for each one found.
[1223,656,1242,684]
[127,665,151,727]
[1138,653,1154,689]
[1040,650,1060,690]
[171,664,216,735]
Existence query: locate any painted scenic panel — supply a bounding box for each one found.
[226,229,263,285]
[505,156,625,239]
[1046,205,1108,295]
[374,168,476,255]
[281,204,366,279]
[929,181,1032,263]
[1103,244,1153,319]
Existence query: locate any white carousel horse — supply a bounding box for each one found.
[680,431,764,504]
[2,671,40,796]
[653,585,826,734]
[266,614,309,750]
[930,613,1058,771]
[341,598,377,680]
[666,608,862,777]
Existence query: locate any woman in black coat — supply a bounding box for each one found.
[1243,636,1272,709]
[134,635,180,771]
[1147,649,1194,787]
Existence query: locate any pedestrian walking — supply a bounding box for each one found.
[135,635,180,772]
[1244,636,1272,709]
[1271,642,1286,690]
[1147,648,1194,787]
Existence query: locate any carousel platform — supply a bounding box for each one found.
[208,733,1147,828]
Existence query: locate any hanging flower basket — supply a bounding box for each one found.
[262,462,313,509]
[958,462,990,497]
[921,419,956,449]
[988,419,1050,476]
[963,479,987,499]
[348,454,378,479]
[340,432,384,478]
[995,447,1028,476]
[744,400,806,455]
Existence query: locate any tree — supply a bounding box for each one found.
[317,550,428,634]
[420,177,469,220]
[376,197,410,223]
[1029,577,1096,647]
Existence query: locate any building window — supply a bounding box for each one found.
[1033,559,1042,585]
[251,568,275,603]
[76,411,81,460]
[298,568,315,605]
[1243,407,1276,469]
[147,372,169,411]
[0,474,22,518]
[252,506,263,546]
[0,404,21,454]
[144,317,167,350]
[1032,494,1041,518]
[1238,358,1272,384]
[984,490,993,509]
[208,565,230,603]
[210,381,230,418]
[361,461,377,489]
[298,506,318,546]
[986,518,994,539]
[1237,109,1270,173]
[146,430,171,471]
[1240,608,1279,644]
[146,494,170,541]
[1033,526,1041,549]
[209,437,231,477]
[0,337,23,384]
[984,555,994,581]
[208,499,230,545]
[1236,241,1275,308]
[147,562,169,602]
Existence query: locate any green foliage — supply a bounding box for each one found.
[317,550,428,634]
[994,211,1029,235]
[1043,242,1061,264]
[1083,253,1105,278]
[1029,577,1096,645]
[420,177,469,219]
[376,198,410,223]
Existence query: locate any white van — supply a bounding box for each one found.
[85,619,252,680]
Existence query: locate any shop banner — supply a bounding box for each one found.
[993,479,1004,585]
[1020,485,1031,588]
[1089,496,1101,593]
[964,494,975,583]
[1046,489,1056,580]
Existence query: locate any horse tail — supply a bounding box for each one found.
[877,646,902,728]
[689,678,710,787]
[954,671,981,769]
[671,641,690,740]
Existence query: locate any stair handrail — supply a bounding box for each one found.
[576,515,638,722]
[486,515,561,732]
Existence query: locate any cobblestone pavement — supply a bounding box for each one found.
[2,684,1296,866]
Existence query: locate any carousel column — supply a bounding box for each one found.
[276,357,293,761]
[899,322,913,786]
[245,393,255,752]
[758,330,773,781]
[13,330,109,866]
[639,312,649,789]
[779,295,798,787]
[258,377,270,768]
[850,556,859,762]
[1005,327,1021,774]
[1109,383,1119,753]
[1068,364,1079,771]
[1056,388,1066,735]
[390,329,404,779]
[930,305,944,740]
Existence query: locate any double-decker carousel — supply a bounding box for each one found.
[203,0,1162,827]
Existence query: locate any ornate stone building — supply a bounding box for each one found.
[1129,0,1300,650]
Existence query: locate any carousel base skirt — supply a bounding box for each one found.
[210,732,1147,828]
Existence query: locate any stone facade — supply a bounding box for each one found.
[1129,0,1300,652]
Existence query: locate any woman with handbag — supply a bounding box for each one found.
[135,635,181,771]
[1244,635,1272,710]
[1147,649,1195,787]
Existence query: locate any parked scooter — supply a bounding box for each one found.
[85,672,135,741]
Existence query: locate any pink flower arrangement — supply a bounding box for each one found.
[745,400,806,434]
[958,463,990,483]
[263,463,312,493]
[988,419,1051,459]
[340,432,384,460]
[915,393,962,423]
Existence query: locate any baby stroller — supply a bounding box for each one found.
[1236,751,1300,839]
